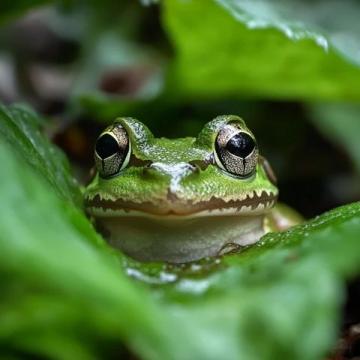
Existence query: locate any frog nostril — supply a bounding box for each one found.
[142,164,154,177]
[189,160,208,171]
[183,163,199,174]
[139,162,154,177]
[188,163,200,173]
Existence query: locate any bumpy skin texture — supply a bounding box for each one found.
[84,115,299,263]
[85,115,278,216]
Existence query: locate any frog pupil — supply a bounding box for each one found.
[96,134,119,159]
[226,133,255,158]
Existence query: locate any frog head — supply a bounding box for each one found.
[84,115,278,263]
[85,115,278,217]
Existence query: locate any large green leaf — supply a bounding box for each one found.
[1,104,360,359]
[0,132,196,360]
[162,0,360,100]
[0,104,82,205]
[216,0,360,66]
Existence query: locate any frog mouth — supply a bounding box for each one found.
[85,190,277,218]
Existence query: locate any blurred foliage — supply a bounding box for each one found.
[0,1,50,24]
[309,103,360,173]
[0,1,360,359]
[0,104,359,360]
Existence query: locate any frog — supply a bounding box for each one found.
[84,115,302,263]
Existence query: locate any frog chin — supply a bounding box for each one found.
[94,213,267,263]
[85,190,277,263]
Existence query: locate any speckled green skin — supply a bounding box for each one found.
[85,115,277,207]
[84,115,298,263]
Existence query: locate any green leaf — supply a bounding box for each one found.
[162,0,360,100]
[308,103,360,173]
[216,0,360,67]
[0,104,82,205]
[0,140,190,360]
[0,105,214,359]
[145,202,360,360]
[1,104,360,359]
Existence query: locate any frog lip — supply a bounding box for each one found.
[85,190,278,218]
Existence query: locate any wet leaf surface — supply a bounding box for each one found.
[1,105,360,359]
[163,0,360,100]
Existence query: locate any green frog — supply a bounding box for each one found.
[84,115,301,263]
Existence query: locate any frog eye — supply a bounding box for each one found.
[214,123,258,177]
[94,123,130,178]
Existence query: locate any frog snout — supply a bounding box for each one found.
[140,162,197,195]
[145,162,197,177]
